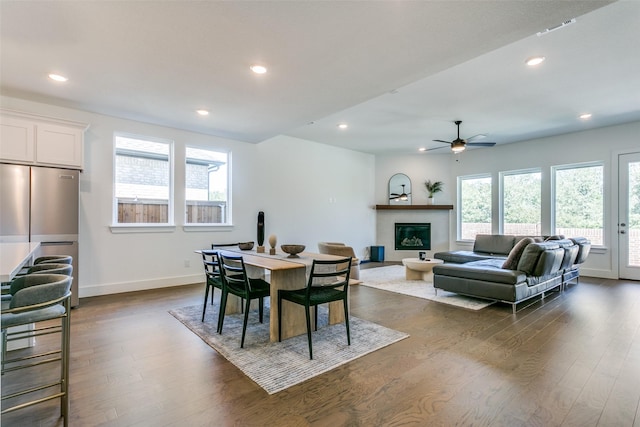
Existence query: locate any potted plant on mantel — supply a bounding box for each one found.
[424,180,443,205]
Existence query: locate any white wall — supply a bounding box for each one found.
[374,121,640,278]
[1,96,375,297]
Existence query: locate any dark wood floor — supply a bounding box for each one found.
[3,266,640,426]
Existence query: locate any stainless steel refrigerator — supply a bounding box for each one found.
[1,164,80,307]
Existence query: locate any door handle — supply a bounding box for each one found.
[620,230,626,234]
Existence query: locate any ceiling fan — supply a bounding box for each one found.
[429,120,496,153]
[390,184,410,201]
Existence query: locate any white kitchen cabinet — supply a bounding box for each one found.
[0,109,88,169]
[36,122,84,168]
[0,116,35,163]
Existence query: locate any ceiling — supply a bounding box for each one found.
[1,1,638,155]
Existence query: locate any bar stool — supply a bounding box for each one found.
[1,273,72,426]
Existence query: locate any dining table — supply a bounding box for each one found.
[202,246,353,342]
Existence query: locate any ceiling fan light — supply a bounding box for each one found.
[451,142,466,153]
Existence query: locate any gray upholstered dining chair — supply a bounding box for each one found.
[15,255,73,276]
[1,273,72,426]
[2,263,73,302]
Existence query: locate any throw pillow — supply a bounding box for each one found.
[502,237,535,270]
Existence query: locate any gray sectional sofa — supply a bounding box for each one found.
[432,234,591,313]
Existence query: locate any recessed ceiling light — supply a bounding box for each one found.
[418,148,427,152]
[250,65,267,74]
[196,109,209,116]
[48,73,68,82]
[337,123,348,129]
[525,56,546,66]
[579,113,592,120]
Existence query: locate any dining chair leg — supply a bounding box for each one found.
[217,290,228,334]
[202,284,210,322]
[258,297,264,323]
[305,306,313,360]
[343,298,351,346]
[313,305,318,331]
[277,292,283,342]
[240,297,251,348]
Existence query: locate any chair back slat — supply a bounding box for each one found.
[200,250,222,282]
[306,257,352,296]
[220,254,251,292]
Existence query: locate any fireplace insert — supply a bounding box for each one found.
[395,223,431,250]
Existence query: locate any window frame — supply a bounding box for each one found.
[183,146,232,228]
[551,161,605,247]
[499,167,542,235]
[111,132,175,232]
[457,173,493,242]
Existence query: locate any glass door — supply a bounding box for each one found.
[619,152,640,280]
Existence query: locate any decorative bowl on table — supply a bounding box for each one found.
[280,244,305,258]
[238,241,254,250]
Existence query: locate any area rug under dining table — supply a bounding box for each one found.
[169,302,408,394]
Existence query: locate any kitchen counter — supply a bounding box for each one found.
[0,242,41,282]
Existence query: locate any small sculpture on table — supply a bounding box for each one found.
[256,211,265,253]
[268,234,277,255]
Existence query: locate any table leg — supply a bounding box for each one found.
[269,267,311,342]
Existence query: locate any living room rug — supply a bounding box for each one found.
[359,265,494,310]
[169,303,408,394]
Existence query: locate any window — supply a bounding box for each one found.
[114,134,173,225]
[459,175,492,240]
[553,163,604,245]
[501,169,541,235]
[185,147,230,224]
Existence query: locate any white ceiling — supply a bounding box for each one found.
[2,1,638,154]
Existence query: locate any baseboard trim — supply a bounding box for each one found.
[79,274,203,298]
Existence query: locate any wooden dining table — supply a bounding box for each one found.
[206,247,351,342]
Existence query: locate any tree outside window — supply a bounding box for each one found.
[459,175,492,240]
[554,163,603,245]
[502,170,541,235]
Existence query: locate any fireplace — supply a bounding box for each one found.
[395,223,431,250]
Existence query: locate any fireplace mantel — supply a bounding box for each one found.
[375,204,453,210]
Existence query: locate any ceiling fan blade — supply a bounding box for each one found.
[433,139,452,144]
[425,146,447,151]
[467,142,496,147]
[466,134,487,141]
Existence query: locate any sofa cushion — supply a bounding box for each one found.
[473,234,516,255]
[517,242,563,277]
[502,237,535,270]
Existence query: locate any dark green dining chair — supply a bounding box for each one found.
[278,257,352,359]
[218,254,270,348]
[199,250,223,324]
